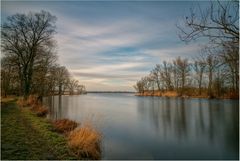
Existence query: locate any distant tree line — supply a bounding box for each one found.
[1,11,86,99]
[134,1,238,98]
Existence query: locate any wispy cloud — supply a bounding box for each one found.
[2,1,206,91]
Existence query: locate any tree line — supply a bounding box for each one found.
[1,11,86,99]
[134,1,238,98]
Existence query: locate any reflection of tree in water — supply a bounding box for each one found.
[137,97,188,139]
[197,99,205,134]
[137,97,238,153]
[137,97,162,130]
[173,98,187,139]
[222,101,239,157]
[44,96,69,120]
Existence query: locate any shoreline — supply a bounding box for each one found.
[135,91,239,100]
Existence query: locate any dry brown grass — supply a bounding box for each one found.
[30,104,48,117]
[35,106,48,117]
[136,90,178,97]
[162,91,178,97]
[53,119,79,133]
[27,95,38,106]
[16,95,38,108]
[68,123,102,159]
[16,98,28,107]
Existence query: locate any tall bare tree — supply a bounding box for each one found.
[1,11,57,99]
[160,61,173,90]
[204,54,219,97]
[173,57,191,95]
[68,79,79,95]
[192,57,206,95]
[151,64,161,91]
[54,66,70,95]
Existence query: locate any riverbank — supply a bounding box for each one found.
[135,91,239,99]
[1,100,77,160]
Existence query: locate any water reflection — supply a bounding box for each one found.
[43,94,239,159]
[136,97,238,159]
[45,96,69,120]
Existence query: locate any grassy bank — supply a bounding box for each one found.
[1,100,77,160]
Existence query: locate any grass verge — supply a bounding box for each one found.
[1,101,77,160]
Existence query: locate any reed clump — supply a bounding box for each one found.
[68,123,102,159]
[53,119,79,133]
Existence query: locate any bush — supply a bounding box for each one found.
[68,124,102,159]
[53,119,79,133]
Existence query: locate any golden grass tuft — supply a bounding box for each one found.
[53,119,79,133]
[68,123,102,159]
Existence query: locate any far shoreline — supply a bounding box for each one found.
[135,91,239,100]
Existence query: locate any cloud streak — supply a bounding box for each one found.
[2,1,207,91]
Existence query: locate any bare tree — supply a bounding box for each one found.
[192,56,206,95]
[220,41,239,93]
[133,80,145,94]
[76,84,86,94]
[151,64,162,91]
[173,57,191,95]
[204,53,219,98]
[54,66,69,95]
[31,47,57,99]
[176,0,239,98]
[1,57,14,97]
[160,61,173,90]
[1,11,57,99]
[177,1,239,45]
[68,79,79,95]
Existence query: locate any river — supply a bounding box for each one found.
[43,93,239,159]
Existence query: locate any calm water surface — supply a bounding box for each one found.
[43,93,239,159]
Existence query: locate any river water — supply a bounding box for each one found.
[43,93,239,159]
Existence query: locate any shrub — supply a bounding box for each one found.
[68,124,102,159]
[53,119,79,133]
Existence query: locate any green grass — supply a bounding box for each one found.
[1,101,78,160]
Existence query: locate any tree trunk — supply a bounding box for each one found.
[58,84,62,95]
[208,68,213,98]
[199,72,203,95]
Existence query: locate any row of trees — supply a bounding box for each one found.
[134,51,238,98]
[134,1,239,98]
[1,11,86,99]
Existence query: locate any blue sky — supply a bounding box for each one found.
[2,1,210,91]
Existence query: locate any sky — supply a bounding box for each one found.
[1,1,210,91]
